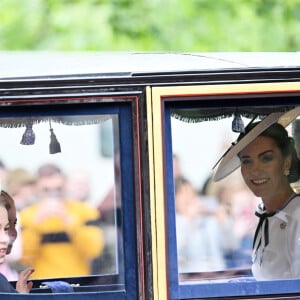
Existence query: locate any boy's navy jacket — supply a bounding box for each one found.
[0,273,16,293]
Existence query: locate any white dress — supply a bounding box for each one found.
[252,194,300,280]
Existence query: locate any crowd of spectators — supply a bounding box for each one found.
[173,154,259,274]
[0,160,118,281]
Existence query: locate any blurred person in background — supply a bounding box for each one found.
[205,172,258,269]
[6,168,37,211]
[66,169,91,202]
[175,176,225,274]
[0,160,8,189]
[201,174,239,269]
[230,182,259,268]
[19,163,105,279]
[173,154,182,181]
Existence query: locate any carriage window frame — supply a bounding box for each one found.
[0,96,139,299]
[149,83,300,299]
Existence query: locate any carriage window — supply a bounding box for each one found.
[0,109,127,292]
[172,115,255,279]
[167,103,300,298]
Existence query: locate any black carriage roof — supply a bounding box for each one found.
[1,51,300,80]
[0,52,300,124]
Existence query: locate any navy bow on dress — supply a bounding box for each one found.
[253,204,276,255]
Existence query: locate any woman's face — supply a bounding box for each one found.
[239,135,291,202]
[0,205,9,264]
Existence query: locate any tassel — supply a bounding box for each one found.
[20,123,35,145]
[49,122,61,154]
[232,112,245,133]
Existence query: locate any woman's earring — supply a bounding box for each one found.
[284,169,290,176]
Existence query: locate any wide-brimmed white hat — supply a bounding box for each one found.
[213,107,300,182]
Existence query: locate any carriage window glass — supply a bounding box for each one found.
[0,113,124,286]
[171,108,298,282]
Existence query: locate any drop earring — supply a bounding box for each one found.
[284,169,290,176]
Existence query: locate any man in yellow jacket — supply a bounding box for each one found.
[19,163,105,279]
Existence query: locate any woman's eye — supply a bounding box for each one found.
[261,155,273,162]
[241,159,251,165]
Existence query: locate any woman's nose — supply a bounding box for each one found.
[250,161,262,174]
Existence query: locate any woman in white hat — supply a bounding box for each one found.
[214,111,300,280]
